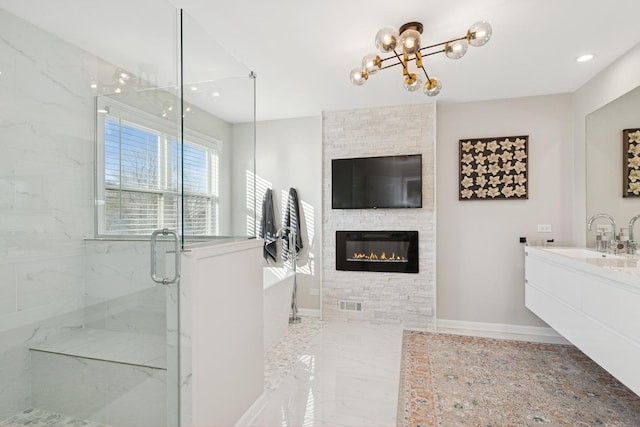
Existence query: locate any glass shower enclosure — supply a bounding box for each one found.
[0,3,256,426]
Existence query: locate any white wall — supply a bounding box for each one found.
[231,123,256,236]
[253,116,323,312]
[436,94,573,327]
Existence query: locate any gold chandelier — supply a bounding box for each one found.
[350,20,492,96]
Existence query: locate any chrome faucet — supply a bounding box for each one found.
[587,213,616,252]
[628,214,640,254]
[629,214,640,241]
[587,213,616,236]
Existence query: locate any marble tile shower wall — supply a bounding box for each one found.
[0,9,97,419]
[322,104,436,329]
[83,240,168,336]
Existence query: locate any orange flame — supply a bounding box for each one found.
[351,251,405,261]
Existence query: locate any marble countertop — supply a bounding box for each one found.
[525,246,640,289]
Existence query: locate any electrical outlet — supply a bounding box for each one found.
[537,224,552,233]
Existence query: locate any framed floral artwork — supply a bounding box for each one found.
[623,128,640,197]
[459,135,528,200]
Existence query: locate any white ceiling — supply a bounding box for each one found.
[2,0,640,123]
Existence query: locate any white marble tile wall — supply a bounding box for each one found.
[0,8,95,328]
[322,104,437,329]
[82,240,167,336]
[0,311,84,421]
[0,9,97,420]
[83,241,158,301]
[31,351,166,427]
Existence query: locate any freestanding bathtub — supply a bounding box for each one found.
[263,267,295,353]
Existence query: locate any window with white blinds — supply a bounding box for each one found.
[97,101,220,237]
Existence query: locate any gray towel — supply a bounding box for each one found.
[282,187,303,261]
[260,188,277,262]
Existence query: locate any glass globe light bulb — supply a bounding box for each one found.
[350,68,368,86]
[375,27,399,53]
[445,39,468,59]
[424,78,442,96]
[361,54,382,75]
[467,21,492,47]
[403,73,422,92]
[399,29,421,54]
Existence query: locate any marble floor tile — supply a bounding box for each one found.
[253,318,404,427]
[0,407,111,427]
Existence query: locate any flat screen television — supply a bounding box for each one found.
[332,154,422,209]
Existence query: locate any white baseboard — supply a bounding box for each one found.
[297,308,321,318]
[435,319,572,345]
[235,392,268,427]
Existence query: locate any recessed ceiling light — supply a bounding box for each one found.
[190,86,198,91]
[576,54,595,63]
[212,92,220,97]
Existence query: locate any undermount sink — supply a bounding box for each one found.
[542,247,626,259]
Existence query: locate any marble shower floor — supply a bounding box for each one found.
[0,408,111,427]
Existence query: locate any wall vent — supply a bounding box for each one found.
[338,300,363,312]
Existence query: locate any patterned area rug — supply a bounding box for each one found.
[397,331,640,427]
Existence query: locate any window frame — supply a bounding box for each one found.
[95,98,221,238]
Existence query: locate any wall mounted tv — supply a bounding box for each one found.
[332,154,422,209]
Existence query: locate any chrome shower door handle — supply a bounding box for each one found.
[150,228,181,285]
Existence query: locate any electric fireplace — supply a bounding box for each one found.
[336,231,419,273]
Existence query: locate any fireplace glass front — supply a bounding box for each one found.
[336,231,418,273]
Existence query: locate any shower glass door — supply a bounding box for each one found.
[0,3,255,426]
[86,1,183,426]
[179,10,258,244]
[0,1,183,426]
[176,12,257,425]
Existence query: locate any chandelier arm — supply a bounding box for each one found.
[380,44,448,70]
[421,49,446,58]
[380,49,403,70]
[380,62,403,71]
[380,55,400,64]
[380,47,446,70]
[418,35,467,54]
[420,65,431,82]
[393,50,406,68]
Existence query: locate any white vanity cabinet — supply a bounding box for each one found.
[525,247,640,396]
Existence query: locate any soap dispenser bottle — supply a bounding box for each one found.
[596,231,607,252]
[617,228,629,253]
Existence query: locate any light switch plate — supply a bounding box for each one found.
[537,224,552,233]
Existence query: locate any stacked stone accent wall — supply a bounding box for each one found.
[322,104,436,329]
